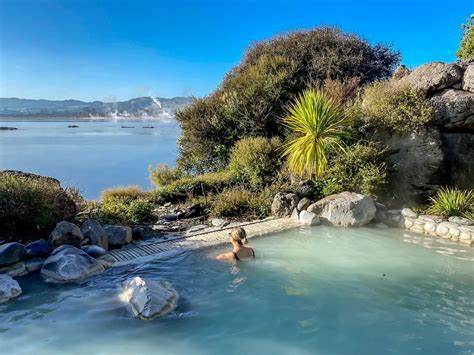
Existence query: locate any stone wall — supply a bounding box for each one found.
[370,61,474,207]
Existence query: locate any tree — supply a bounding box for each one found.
[456,15,474,60]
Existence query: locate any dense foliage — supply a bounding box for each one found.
[322,143,387,197]
[282,90,351,177]
[0,173,76,240]
[361,81,434,132]
[210,188,269,219]
[456,15,474,60]
[176,27,400,173]
[427,187,474,218]
[148,163,183,187]
[228,137,283,189]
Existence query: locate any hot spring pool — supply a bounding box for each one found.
[1,226,473,354]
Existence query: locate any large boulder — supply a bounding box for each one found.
[0,274,22,304]
[369,127,444,207]
[25,239,51,258]
[299,210,320,226]
[307,192,376,227]
[49,221,84,248]
[103,225,132,249]
[122,277,178,320]
[397,62,462,97]
[80,219,108,250]
[40,245,105,283]
[443,133,474,189]
[463,64,474,93]
[271,193,299,217]
[430,89,474,131]
[0,242,25,267]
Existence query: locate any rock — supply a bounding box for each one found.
[409,220,426,234]
[375,202,388,212]
[185,224,208,236]
[290,208,300,220]
[297,197,311,211]
[307,192,376,227]
[80,219,108,250]
[463,64,474,92]
[211,218,229,228]
[373,210,387,223]
[443,133,474,189]
[448,216,474,225]
[25,239,51,258]
[417,215,445,223]
[103,225,132,249]
[401,208,418,218]
[0,274,22,304]
[397,62,462,97]
[430,89,474,131]
[24,257,45,272]
[271,193,299,218]
[41,245,105,283]
[296,180,315,198]
[0,242,26,267]
[424,222,437,234]
[0,261,27,277]
[0,127,18,131]
[82,245,106,259]
[298,210,320,226]
[392,64,411,80]
[403,217,415,229]
[49,221,84,248]
[122,277,178,320]
[159,213,179,222]
[182,204,205,219]
[369,127,444,207]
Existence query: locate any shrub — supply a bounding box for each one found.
[154,171,236,200]
[228,137,283,189]
[0,172,77,241]
[427,187,474,217]
[176,27,400,173]
[281,90,352,178]
[456,15,474,60]
[101,186,151,203]
[149,163,183,187]
[361,81,434,132]
[323,143,386,197]
[210,188,269,219]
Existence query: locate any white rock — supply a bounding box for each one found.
[299,210,320,226]
[122,277,178,320]
[291,208,299,220]
[0,274,22,304]
[401,208,418,218]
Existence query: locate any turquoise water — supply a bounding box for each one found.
[0,118,180,199]
[0,226,473,355]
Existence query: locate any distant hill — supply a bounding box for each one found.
[0,96,192,119]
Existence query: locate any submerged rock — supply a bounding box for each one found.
[0,242,26,267]
[25,239,51,258]
[103,225,132,249]
[49,221,84,248]
[271,193,299,218]
[307,192,376,227]
[80,219,108,250]
[122,277,178,320]
[41,245,105,283]
[0,274,22,304]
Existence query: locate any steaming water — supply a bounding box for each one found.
[1,226,473,355]
[0,118,179,199]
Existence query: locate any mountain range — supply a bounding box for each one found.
[0,96,192,119]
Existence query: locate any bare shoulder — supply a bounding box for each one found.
[216,252,234,261]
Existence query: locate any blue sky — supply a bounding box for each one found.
[0,0,472,101]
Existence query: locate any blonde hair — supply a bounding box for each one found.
[229,227,248,245]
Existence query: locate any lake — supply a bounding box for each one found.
[0,118,180,199]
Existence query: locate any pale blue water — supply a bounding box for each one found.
[0,118,180,199]
[0,226,473,355]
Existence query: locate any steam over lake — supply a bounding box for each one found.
[0,118,180,199]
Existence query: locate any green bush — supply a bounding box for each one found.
[210,188,269,219]
[0,172,77,240]
[149,163,183,187]
[361,81,434,132]
[176,27,400,173]
[323,143,386,197]
[228,137,283,189]
[456,15,474,60]
[427,187,474,217]
[101,185,151,202]
[154,171,236,200]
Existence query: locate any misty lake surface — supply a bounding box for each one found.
[0,118,180,199]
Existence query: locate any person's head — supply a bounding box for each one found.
[229,227,248,246]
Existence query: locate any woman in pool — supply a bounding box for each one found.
[216,227,255,261]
